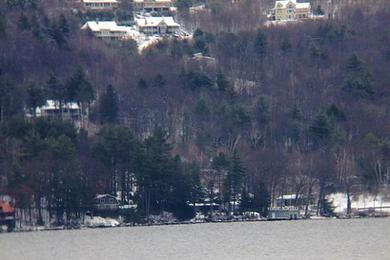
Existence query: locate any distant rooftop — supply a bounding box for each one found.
[83,0,118,3]
[274,0,310,9]
[135,16,179,27]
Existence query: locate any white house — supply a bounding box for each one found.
[133,0,173,12]
[82,0,119,10]
[135,16,180,35]
[81,21,139,40]
[270,0,311,21]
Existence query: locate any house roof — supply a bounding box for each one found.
[38,100,80,111]
[83,0,118,3]
[95,194,118,200]
[134,0,172,3]
[274,0,310,9]
[82,21,130,32]
[82,21,140,38]
[135,16,180,28]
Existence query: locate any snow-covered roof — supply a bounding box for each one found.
[83,0,118,3]
[81,21,140,39]
[274,0,310,9]
[39,100,80,111]
[276,194,298,200]
[135,16,180,28]
[82,21,130,33]
[134,0,172,3]
[95,194,117,200]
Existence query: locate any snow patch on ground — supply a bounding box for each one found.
[327,193,390,214]
[84,216,120,228]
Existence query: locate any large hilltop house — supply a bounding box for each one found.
[270,0,311,21]
[82,21,138,40]
[135,16,180,35]
[28,100,82,128]
[133,0,173,12]
[82,0,119,10]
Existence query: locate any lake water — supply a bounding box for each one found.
[1,218,389,260]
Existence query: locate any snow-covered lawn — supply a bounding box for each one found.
[84,216,120,228]
[328,193,390,214]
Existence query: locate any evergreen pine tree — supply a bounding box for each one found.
[99,85,118,124]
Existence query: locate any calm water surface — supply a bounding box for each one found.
[1,218,389,260]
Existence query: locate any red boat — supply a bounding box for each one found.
[0,201,16,232]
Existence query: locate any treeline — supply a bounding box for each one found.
[0,0,389,220]
[1,118,203,223]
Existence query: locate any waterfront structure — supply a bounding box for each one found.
[270,0,311,21]
[135,16,180,35]
[267,207,300,220]
[82,0,119,10]
[94,194,120,212]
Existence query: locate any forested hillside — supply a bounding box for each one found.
[0,0,389,223]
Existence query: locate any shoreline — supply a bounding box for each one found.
[4,214,389,234]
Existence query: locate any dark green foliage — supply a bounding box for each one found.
[17,13,30,30]
[342,54,374,97]
[212,153,229,171]
[46,75,66,102]
[194,99,210,116]
[0,12,5,37]
[138,78,148,89]
[93,126,138,169]
[175,0,192,11]
[281,38,292,53]
[230,106,251,127]
[0,78,24,121]
[224,151,245,210]
[291,104,302,121]
[255,97,270,125]
[25,82,45,117]
[254,29,267,59]
[253,182,270,217]
[66,67,95,104]
[115,9,133,22]
[317,23,345,42]
[138,129,194,220]
[326,104,346,122]
[58,14,70,35]
[48,25,67,47]
[152,74,165,88]
[99,85,118,124]
[216,72,233,92]
[29,14,42,38]
[320,198,336,216]
[193,29,214,54]
[182,71,214,90]
[309,113,333,142]
[314,5,324,15]
[6,0,38,9]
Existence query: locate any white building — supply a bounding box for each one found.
[133,0,173,12]
[270,0,311,21]
[82,0,119,10]
[81,21,139,40]
[34,100,80,118]
[135,16,180,35]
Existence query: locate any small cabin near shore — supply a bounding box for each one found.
[94,194,120,212]
[268,207,300,220]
